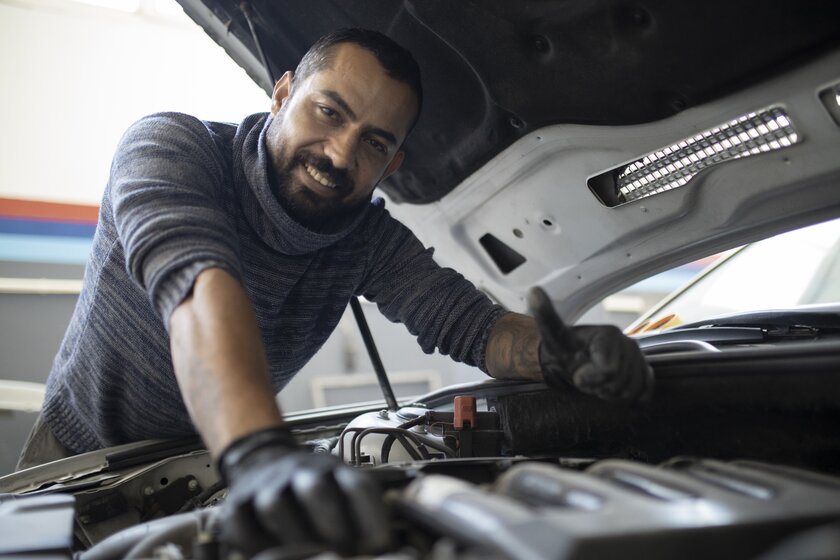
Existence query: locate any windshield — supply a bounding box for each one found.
[637,216,840,328]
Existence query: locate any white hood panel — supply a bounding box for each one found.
[386,48,840,320]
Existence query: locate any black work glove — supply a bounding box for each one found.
[217,427,390,557]
[528,287,654,402]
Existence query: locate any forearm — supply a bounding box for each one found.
[484,312,544,381]
[169,268,283,456]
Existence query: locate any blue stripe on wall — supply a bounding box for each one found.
[0,217,97,238]
[0,233,92,264]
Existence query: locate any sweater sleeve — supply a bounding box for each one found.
[108,112,243,325]
[357,210,507,372]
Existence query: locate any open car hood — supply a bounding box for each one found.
[177,0,840,318]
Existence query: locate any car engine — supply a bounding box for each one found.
[3,341,840,559]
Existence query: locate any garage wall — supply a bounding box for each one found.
[0,0,269,206]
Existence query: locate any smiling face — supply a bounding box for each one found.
[265,42,419,231]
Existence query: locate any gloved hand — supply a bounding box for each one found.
[217,427,390,556]
[528,287,654,402]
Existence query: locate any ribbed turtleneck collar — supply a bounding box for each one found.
[232,113,370,255]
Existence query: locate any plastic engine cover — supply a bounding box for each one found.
[400,458,840,560]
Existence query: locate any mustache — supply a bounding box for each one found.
[290,152,353,192]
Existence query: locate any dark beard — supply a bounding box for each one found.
[271,151,367,233]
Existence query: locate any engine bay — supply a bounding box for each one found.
[3,342,840,559]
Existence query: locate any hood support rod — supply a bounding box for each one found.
[350,296,399,411]
[240,2,275,86]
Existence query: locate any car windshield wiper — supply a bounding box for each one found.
[637,326,766,353]
[635,306,840,354]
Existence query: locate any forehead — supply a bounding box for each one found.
[301,43,418,140]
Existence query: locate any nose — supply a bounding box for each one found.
[324,129,357,171]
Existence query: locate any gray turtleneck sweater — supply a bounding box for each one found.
[42,112,506,453]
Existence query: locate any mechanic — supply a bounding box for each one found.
[18,28,652,555]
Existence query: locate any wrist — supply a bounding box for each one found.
[538,341,574,389]
[217,425,298,483]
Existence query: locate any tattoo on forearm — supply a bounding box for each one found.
[486,313,543,381]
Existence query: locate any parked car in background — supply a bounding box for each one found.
[2,1,840,559]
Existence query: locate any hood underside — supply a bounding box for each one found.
[178,0,840,316]
[177,0,840,204]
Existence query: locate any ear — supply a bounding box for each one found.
[381,150,405,181]
[270,71,294,115]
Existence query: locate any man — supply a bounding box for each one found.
[20,29,651,555]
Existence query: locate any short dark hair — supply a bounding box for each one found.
[294,28,423,132]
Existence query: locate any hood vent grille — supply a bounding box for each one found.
[589,106,800,206]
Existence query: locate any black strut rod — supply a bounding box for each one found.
[240,2,275,88]
[349,296,399,411]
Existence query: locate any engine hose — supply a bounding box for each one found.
[382,414,434,463]
[124,508,217,559]
[398,415,427,430]
[406,433,456,459]
[381,434,397,464]
[388,429,456,461]
[338,414,428,463]
[338,427,367,464]
[78,509,215,560]
[398,434,427,461]
[351,427,424,465]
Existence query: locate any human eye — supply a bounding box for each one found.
[366,137,388,155]
[317,104,340,122]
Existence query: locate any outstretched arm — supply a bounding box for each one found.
[168,267,283,455]
[168,267,389,555]
[484,288,654,402]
